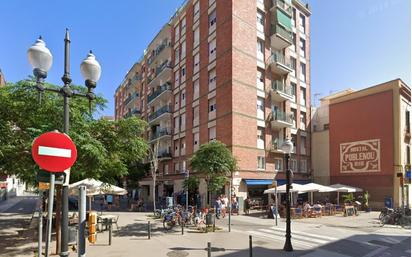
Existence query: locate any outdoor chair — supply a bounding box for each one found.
[335,205,343,214]
[113,215,119,230]
[294,207,303,219]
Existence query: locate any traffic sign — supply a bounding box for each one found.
[32,131,77,172]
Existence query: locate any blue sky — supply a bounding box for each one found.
[0,0,410,115]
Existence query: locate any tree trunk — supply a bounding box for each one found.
[152,177,156,213]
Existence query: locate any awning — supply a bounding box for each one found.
[244,179,273,185]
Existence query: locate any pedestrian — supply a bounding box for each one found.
[244,197,250,215]
[215,196,222,219]
[106,194,113,210]
[221,195,228,218]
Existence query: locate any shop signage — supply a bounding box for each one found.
[340,139,381,173]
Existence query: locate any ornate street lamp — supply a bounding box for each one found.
[281,138,294,252]
[28,29,101,257]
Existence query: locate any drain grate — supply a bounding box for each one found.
[167,250,189,257]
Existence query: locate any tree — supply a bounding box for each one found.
[190,140,237,205]
[183,176,200,194]
[0,80,148,185]
[148,139,160,212]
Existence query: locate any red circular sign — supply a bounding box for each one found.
[32,132,77,172]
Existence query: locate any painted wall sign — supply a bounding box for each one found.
[340,139,381,173]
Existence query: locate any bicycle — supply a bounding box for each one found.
[380,207,411,228]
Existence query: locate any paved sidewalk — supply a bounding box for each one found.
[0,196,27,213]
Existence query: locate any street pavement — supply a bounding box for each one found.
[84,211,411,257]
[0,196,39,257]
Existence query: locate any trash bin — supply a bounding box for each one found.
[206,213,213,226]
[384,197,393,209]
[68,225,77,246]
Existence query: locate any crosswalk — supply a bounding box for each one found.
[233,226,339,250]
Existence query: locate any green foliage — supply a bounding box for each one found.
[207,176,227,193]
[0,80,148,185]
[183,176,200,193]
[363,191,369,207]
[343,193,354,204]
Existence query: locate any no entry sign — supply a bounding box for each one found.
[32,131,77,172]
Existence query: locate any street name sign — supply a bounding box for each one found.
[32,131,77,172]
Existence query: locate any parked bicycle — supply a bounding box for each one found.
[379,207,411,228]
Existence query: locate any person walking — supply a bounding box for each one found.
[244,197,250,215]
[215,196,222,219]
[221,195,228,218]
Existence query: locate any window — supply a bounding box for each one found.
[290,158,297,172]
[275,158,283,171]
[193,132,199,150]
[292,8,296,26]
[257,156,265,170]
[174,47,180,65]
[257,40,264,61]
[174,139,180,155]
[174,71,180,85]
[194,27,200,47]
[194,1,200,17]
[299,14,306,33]
[407,146,410,164]
[193,106,199,126]
[292,33,297,52]
[299,38,306,58]
[300,135,307,155]
[181,113,186,131]
[209,0,215,6]
[300,87,306,106]
[180,89,186,107]
[300,159,307,173]
[209,98,216,112]
[181,66,186,82]
[291,108,297,128]
[194,53,200,74]
[256,11,264,32]
[209,69,216,91]
[257,127,265,149]
[257,97,264,120]
[174,93,180,110]
[193,79,199,100]
[181,140,186,155]
[406,111,410,132]
[175,24,180,41]
[175,162,180,173]
[291,135,297,153]
[300,62,306,82]
[181,41,186,59]
[209,126,216,141]
[209,10,217,31]
[300,112,306,130]
[174,116,179,131]
[290,82,297,102]
[290,57,297,71]
[181,17,186,36]
[257,70,264,90]
[164,164,169,175]
[209,38,216,61]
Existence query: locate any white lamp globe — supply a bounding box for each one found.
[80,51,101,83]
[27,37,53,73]
[281,138,294,154]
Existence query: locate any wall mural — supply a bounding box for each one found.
[340,139,381,173]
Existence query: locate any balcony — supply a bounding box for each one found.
[270,138,284,153]
[150,127,172,142]
[148,105,172,124]
[124,108,140,118]
[268,53,293,75]
[147,39,171,65]
[270,0,292,16]
[148,82,172,105]
[124,92,139,107]
[158,149,172,160]
[271,110,293,130]
[147,60,173,88]
[271,81,294,103]
[270,24,292,50]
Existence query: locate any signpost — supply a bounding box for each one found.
[32,131,77,257]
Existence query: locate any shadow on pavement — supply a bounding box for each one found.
[113,222,164,237]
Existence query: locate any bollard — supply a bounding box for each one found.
[109,223,112,245]
[207,242,211,257]
[148,221,151,239]
[213,216,215,232]
[181,223,184,235]
[249,235,253,257]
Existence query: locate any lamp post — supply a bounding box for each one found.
[28,29,101,257]
[281,138,293,252]
[185,170,189,212]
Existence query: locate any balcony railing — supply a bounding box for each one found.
[272,0,292,15]
[148,105,172,122]
[148,39,171,65]
[268,52,293,69]
[270,24,292,42]
[158,149,172,159]
[156,60,172,76]
[132,108,141,115]
[271,138,284,151]
[272,110,293,123]
[148,82,172,104]
[272,81,292,95]
[150,127,172,141]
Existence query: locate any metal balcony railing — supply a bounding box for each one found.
[158,149,172,159]
[148,39,171,65]
[268,52,293,69]
[270,24,292,42]
[155,60,173,76]
[150,127,172,141]
[272,81,292,95]
[148,82,172,104]
[124,92,139,106]
[272,110,293,123]
[272,0,292,15]
[148,105,172,122]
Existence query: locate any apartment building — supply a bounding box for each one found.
[115,0,312,207]
[0,69,5,86]
[312,79,411,209]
